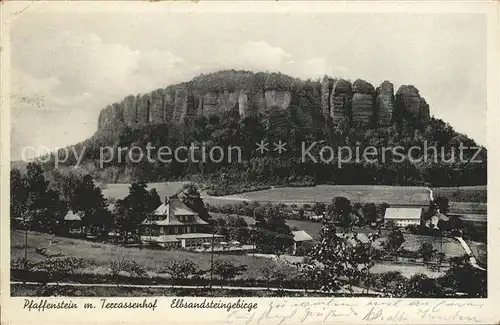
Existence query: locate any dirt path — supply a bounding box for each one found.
[454,237,486,270]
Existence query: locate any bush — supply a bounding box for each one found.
[159,258,198,281]
[295,241,314,256]
[36,257,86,274]
[213,260,247,284]
[11,257,36,270]
[404,273,443,298]
[109,258,147,278]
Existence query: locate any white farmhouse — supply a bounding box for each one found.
[384,207,423,227]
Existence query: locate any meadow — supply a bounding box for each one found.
[433,185,487,203]
[102,183,487,216]
[226,185,432,206]
[10,230,291,280]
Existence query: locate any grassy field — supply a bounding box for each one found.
[433,186,487,203]
[101,183,487,216]
[222,185,433,206]
[10,231,292,280]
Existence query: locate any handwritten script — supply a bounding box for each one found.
[225,299,484,325]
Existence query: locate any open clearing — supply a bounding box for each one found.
[102,183,486,216]
[10,231,288,280]
[225,185,433,206]
[433,185,487,203]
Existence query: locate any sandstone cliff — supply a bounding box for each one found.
[351,79,375,124]
[96,71,432,130]
[376,81,395,125]
[395,85,431,124]
[329,79,352,122]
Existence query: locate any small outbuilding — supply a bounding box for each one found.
[291,230,314,255]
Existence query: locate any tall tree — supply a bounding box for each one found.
[18,163,67,233]
[385,226,405,252]
[254,214,294,257]
[179,183,211,223]
[10,168,27,225]
[115,182,157,243]
[227,215,250,243]
[328,196,353,227]
[304,221,374,293]
[418,242,437,264]
[148,189,162,210]
[362,203,378,224]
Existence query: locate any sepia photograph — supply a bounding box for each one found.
[5,1,491,304]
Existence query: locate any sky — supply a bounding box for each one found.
[9,8,487,160]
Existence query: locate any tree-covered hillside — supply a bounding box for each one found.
[30,70,486,192]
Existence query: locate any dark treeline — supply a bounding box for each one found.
[39,113,487,195]
[10,163,297,255]
[10,163,208,242]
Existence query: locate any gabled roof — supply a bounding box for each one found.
[435,212,450,222]
[142,215,208,226]
[384,207,422,220]
[142,196,208,226]
[292,230,313,242]
[153,196,197,216]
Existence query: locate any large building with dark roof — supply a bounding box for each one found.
[140,195,223,249]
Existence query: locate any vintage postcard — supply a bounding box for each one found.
[1,1,499,324]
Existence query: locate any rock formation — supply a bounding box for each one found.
[172,86,189,124]
[238,90,249,117]
[163,88,176,122]
[320,75,332,116]
[96,71,432,131]
[420,98,431,123]
[122,95,136,124]
[395,85,431,124]
[330,79,352,122]
[376,81,395,125]
[264,90,292,112]
[149,89,165,124]
[351,79,375,124]
[136,94,150,125]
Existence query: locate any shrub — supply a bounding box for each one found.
[295,241,314,256]
[159,258,198,281]
[32,256,86,283]
[213,260,247,286]
[109,258,147,279]
[11,257,36,270]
